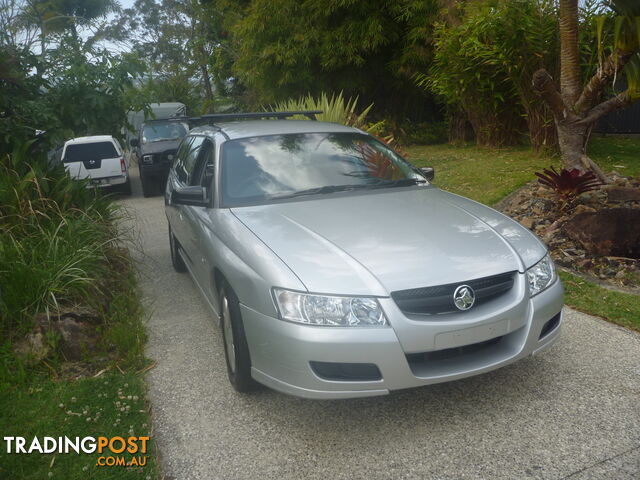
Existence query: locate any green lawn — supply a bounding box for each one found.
[0,372,155,479]
[560,271,640,332]
[405,137,640,206]
[405,137,640,330]
[587,136,640,178]
[0,270,157,480]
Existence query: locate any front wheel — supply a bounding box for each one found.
[219,285,257,393]
[140,166,153,197]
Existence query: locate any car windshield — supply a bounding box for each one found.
[142,122,188,143]
[64,141,118,162]
[220,132,425,207]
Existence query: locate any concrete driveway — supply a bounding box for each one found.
[119,167,640,480]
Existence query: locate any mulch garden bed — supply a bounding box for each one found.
[497,172,640,292]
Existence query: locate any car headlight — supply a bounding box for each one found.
[142,154,153,164]
[526,253,556,297]
[273,289,388,327]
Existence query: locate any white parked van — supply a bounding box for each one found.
[61,136,131,195]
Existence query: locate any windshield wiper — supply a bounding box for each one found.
[267,184,369,200]
[267,179,427,201]
[147,137,178,143]
[363,178,428,189]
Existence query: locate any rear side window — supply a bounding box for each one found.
[64,142,118,162]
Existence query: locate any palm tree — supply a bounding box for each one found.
[23,0,118,54]
[533,0,640,182]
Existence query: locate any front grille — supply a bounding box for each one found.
[391,271,516,315]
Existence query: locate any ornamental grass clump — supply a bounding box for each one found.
[0,148,125,337]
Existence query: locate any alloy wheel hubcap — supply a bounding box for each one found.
[221,294,236,373]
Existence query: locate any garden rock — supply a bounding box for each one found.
[573,204,596,215]
[607,187,640,203]
[13,329,50,363]
[499,173,640,289]
[563,208,640,258]
[57,316,100,360]
[13,311,101,362]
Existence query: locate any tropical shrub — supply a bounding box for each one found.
[419,3,525,147]
[535,166,602,200]
[419,0,560,150]
[366,119,447,146]
[0,43,146,157]
[269,92,373,128]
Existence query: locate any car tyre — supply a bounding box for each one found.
[139,166,152,198]
[119,177,132,196]
[219,284,258,393]
[169,226,187,273]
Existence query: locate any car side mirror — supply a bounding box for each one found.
[130,138,139,147]
[420,167,435,181]
[171,185,209,207]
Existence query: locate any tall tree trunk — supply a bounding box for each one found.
[559,0,581,104]
[532,0,640,183]
[556,119,609,182]
[200,62,214,112]
[556,121,587,169]
[555,117,608,180]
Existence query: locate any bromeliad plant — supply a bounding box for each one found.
[535,166,602,203]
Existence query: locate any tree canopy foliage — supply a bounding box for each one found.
[2,0,639,159]
[0,0,146,157]
[232,0,441,120]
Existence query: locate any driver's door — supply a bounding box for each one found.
[181,138,216,290]
[169,136,204,270]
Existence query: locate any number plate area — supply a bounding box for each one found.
[434,318,511,350]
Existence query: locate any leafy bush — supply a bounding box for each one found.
[418,0,560,149]
[535,166,602,200]
[366,119,447,146]
[269,92,373,128]
[232,0,438,119]
[0,149,123,337]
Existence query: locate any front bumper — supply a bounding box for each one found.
[140,162,170,176]
[242,276,564,399]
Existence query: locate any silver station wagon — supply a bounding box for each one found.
[165,111,563,399]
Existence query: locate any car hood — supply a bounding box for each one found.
[140,140,181,154]
[231,187,547,296]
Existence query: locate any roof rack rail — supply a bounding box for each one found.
[192,110,322,124]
